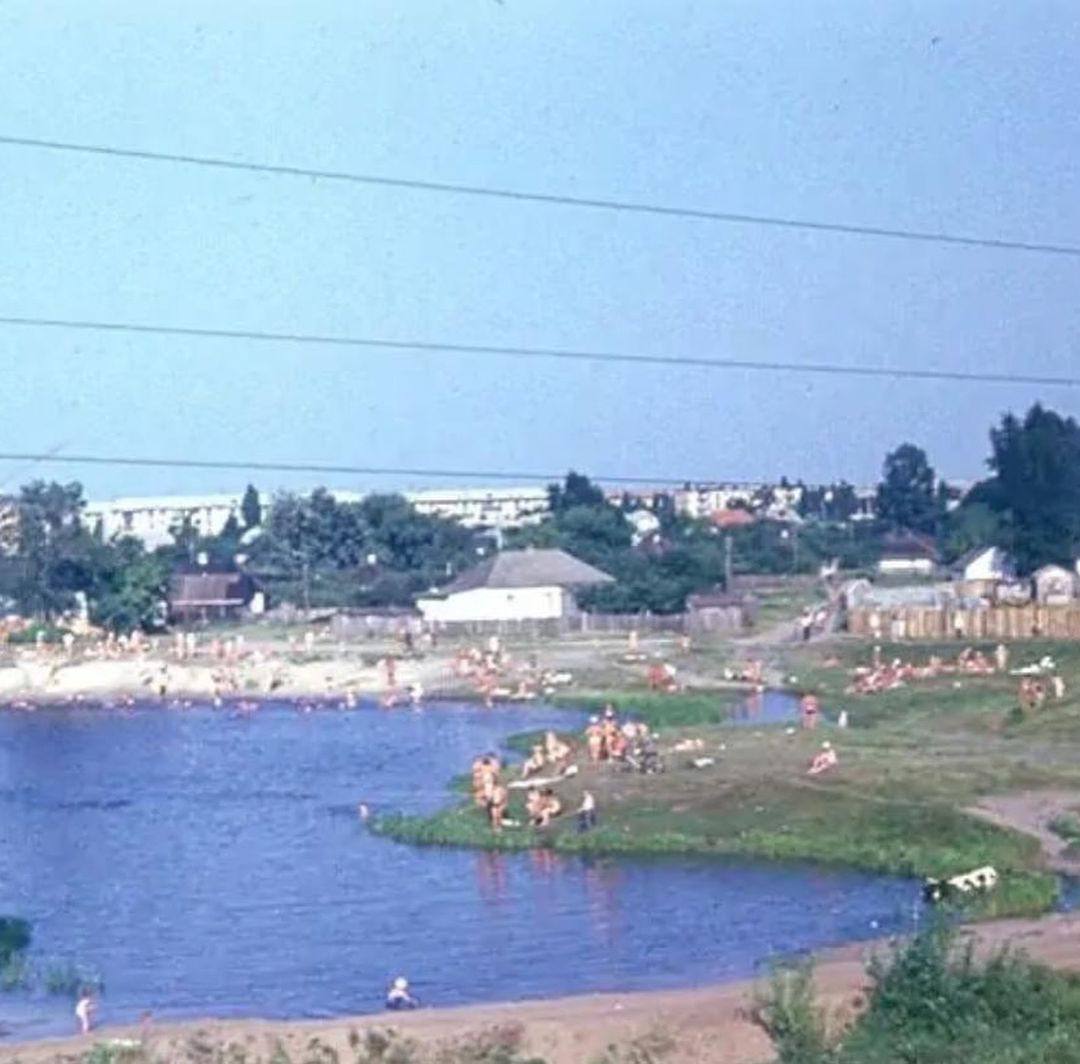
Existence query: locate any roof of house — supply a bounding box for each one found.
[709,508,757,529]
[169,572,253,606]
[953,545,1013,572]
[879,531,939,560]
[441,548,614,594]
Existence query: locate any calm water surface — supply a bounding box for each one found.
[0,699,916,1038]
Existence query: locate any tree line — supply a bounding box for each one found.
[0,402,1075,630]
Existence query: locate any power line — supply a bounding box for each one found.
[2,133,1079,259]
[1,313,1077,387]
[0,451,747,488]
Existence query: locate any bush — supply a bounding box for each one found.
[0,916,30,967]
[752,959,830,1064]
[7,622,67,644]
[754,923,1080,1063]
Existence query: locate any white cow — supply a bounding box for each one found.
[924,865,998,903]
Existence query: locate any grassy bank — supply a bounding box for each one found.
[375,640,1080,919]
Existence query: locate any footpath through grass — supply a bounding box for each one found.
[376,639,1080,918]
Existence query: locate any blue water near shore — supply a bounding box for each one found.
[0,698,916,1039]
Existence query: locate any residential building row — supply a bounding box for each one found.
[0,479,884,555]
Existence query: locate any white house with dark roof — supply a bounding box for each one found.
[417,548,613,623]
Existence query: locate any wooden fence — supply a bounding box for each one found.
[847,605,1080,641]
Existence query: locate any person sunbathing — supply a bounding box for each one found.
[521,744,547,779]
[807,741,838,776]
[544,730,571,764]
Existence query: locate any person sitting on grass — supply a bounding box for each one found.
[526,786,545,823]
[533,788,562,828]
[544,730,571,765]
[807,741,838,776]
[521,744,547,779]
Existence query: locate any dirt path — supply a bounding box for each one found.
[9,915,1080,1064]
[968,790,1080,873]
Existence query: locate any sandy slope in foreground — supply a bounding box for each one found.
[6,915,1080,1064]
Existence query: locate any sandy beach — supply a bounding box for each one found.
[3,914,1080,1064]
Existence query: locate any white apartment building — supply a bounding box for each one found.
[82,493,266,550]
[404,486,550,529]
[83,485,551,550]
[674,484,758,520]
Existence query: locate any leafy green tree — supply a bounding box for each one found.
[875,444,942,535]
[14,481,94,617]
[241,483,262,529]
[90,537,169,632]
[548,470,607,513]
[939,502,1006,564]
[249,489,476,607]
[966,403,1080,572]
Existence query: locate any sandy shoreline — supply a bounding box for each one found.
[5,915,1080,1063]
[0,654,451,704]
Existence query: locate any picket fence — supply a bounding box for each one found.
[847,605,1080,641]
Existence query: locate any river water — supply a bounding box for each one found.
[0,698,916,1039]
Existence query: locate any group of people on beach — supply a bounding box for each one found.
[451,636,573,707]
[846,643,1009,695]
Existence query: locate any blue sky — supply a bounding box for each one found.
[1,0,1078,500]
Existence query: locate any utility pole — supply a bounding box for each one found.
[724,534,733,590]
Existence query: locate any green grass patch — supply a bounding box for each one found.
[552,690,740,728]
